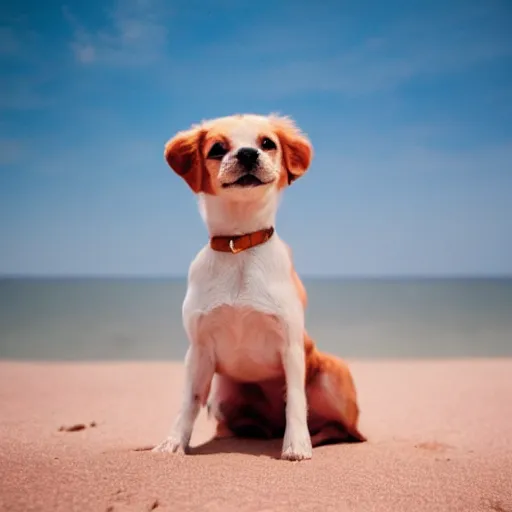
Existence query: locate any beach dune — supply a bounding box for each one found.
[1,359,511,511]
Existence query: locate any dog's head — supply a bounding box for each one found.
[164,114,313,200]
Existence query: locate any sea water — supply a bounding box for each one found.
[1,277,511,361]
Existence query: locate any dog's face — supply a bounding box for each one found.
[164,114,313,200]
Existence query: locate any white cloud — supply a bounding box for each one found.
[73,43,95,64]
[64,0,169,67]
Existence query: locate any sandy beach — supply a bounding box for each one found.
[1,359,511,512]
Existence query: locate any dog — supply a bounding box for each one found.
[153,113,366,461]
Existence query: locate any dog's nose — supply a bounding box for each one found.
[236,147,259,170]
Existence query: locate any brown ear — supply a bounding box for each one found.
[164,126,210,193]
[270,115,313,185]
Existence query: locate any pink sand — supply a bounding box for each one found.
[1,359,511,511]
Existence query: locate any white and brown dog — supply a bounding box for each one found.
[153,114,365,461]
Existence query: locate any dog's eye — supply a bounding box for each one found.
[261,137,277,151]
[207,142,228,160]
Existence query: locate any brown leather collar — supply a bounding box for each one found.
[210,227,275,254]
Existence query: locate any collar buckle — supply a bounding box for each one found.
[229,239,243,254]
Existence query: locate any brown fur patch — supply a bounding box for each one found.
[164,127,214,194]
[269,115,313,187]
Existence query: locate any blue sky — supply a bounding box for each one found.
[1,0,511,277]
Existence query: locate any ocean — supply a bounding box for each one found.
[0,277,511,361]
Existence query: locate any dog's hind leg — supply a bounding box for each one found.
[305,342,366,447]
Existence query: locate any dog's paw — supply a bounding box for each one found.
[281,432,313,461]
[151,437,189,455]
[281,445,313,461]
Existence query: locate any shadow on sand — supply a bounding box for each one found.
[190,436,284,459]
[136,432,365,460]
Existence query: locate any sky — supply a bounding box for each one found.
[1,0,511,277]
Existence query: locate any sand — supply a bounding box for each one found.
[1,359,511,512]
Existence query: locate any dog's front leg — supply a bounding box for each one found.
[153,343,214,454]
[280,323,312,461]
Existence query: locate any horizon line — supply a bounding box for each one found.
[1,273,511,280]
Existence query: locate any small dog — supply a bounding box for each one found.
[153,114,365,461]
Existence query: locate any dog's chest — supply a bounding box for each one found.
[201,305,285,381]
[183,238,300,382]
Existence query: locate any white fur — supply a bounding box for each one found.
[153,117,313,461]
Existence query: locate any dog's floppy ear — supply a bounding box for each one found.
[270,115,313,185]
[164,125,211,193]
